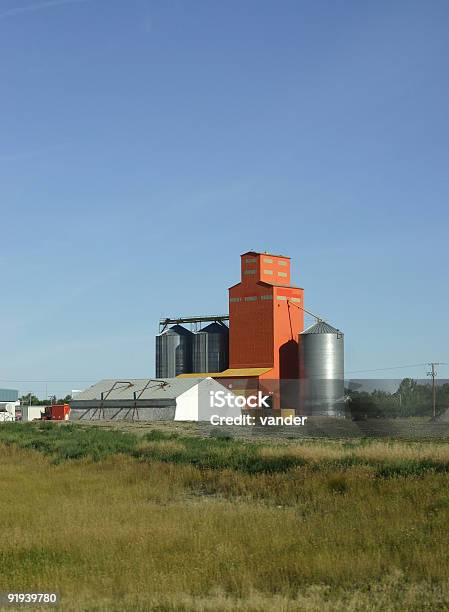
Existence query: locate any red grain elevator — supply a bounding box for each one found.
[228,251,304,381]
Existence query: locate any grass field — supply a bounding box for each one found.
[1,422,449,611]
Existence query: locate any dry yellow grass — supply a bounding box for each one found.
[1,438,449,611]
[136,438,187,456]
[258,438,449,463]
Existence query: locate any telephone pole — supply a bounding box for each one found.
[427,363,441,418]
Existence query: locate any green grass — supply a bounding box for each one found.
[0,421,137,461]
[1,423,449,610]
[1,422,449,477]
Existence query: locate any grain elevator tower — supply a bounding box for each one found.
[228,251,304,380]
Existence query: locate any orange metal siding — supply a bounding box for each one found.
[269,287,304,379]
[229,252,304,380]
[229,284,274,368]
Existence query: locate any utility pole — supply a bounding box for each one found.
[427,363,441,418]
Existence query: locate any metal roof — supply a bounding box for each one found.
[302,321,343,335]
[241,251,290,259]
[198,322,229,333]
[73,378,207,401]
[159,316,229,332]
[159,324,193,336]
[178,367,272,378]
[0,389,19,402]
[228,281,302,291]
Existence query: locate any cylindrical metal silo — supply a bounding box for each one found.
[193,322,229,373]
[298,321,344,417]
[155,325,193,378]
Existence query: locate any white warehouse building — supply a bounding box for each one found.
[69,377,240,422]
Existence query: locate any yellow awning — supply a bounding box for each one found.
[177,367,272,378]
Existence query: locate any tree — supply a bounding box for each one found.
[20,393,41,406]
[350,393,384,420]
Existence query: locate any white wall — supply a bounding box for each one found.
[22,405,44,422]
[174,384,199,421]
[174,378,240,422]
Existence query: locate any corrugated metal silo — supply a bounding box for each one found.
[298,321,344,417]
[193,322,229,373]
[156,325,193,378]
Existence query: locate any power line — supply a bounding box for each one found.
[1,362,448,381]
[346,363,447,374]
[427,363,441,419]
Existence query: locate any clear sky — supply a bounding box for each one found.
[1,0,448,398]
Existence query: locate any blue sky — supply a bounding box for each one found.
[1,0,448,397]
